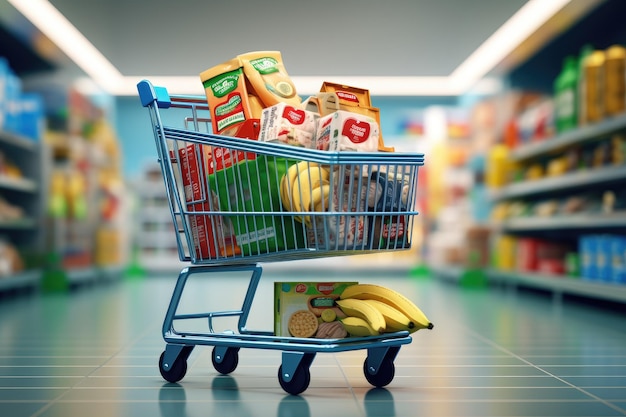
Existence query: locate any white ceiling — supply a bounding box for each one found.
[48,0,527,78]
[2,0,606,96]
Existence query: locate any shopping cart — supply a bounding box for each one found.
[137,80,426,395]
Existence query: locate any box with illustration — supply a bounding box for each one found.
[274,281,357,338]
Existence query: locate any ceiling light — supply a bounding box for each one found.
[9,0,573,97]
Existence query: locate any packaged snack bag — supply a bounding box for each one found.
[239,51,302,108]
[200,58,255,136]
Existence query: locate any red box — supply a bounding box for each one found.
[178,144,220,259]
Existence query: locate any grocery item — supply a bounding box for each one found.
[259,103,318,148]
[274,281,357,338]
[321,82,372,108]
[604,45,626,117]
[302,92,340,117]
[554,56,579,133]
[316,110,379,152]
[580,50,605,124]
[367,168,411,249]
[239,51,301,108]
[335,298,385,334]
[208,155,306,256]
[339,283,433,332]
[178,144,241,259]
[320,82,393,152]
[200,58,255,135]
[279,161,331,227]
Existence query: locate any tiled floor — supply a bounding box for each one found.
[1,264,625,417]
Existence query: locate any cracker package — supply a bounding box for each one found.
[274,282,357,338]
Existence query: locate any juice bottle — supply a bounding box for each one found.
[554,56,578,133]
[604,45,626,117]
[580,50,606,124]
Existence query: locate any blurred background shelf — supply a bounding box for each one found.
[486,268,626,304]
[510,113,626,161]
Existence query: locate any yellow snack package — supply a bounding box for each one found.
[239,51,302,108]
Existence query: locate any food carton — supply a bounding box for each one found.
[319,82,393,152]
[178,144,240,258]
[316,110,379,153]
[274,282,357,338]
[259,103,318,148]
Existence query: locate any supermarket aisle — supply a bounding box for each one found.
[1,265,625,417]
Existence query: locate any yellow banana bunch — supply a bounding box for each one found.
[340,316,379,337]
[335,298,386,334]
[340,284,433,333]
[280,161,331,226]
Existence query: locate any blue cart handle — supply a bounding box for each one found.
[137,79,171,109]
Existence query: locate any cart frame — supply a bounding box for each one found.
[137,80,425,394]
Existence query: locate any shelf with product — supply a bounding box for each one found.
[42,89,128,291]
[129,162,182,275]
[0,130,47,293]
[484,109,626,301]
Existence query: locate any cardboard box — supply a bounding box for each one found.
[316,110,379,152]
[178,143,241,258]
[259,103,318,148]
[274,281,357,338]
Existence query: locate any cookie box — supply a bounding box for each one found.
[274,282,357,338]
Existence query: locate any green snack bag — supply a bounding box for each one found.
[208,154,305,256]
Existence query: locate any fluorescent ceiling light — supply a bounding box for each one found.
[9,0,571,96]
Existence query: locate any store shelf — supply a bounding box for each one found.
[0,131,38,151]
[0,218,37,230]
[0,270,41,292]
[490,164,626,201]
[495,212,626,232]
[486,268,626,304]
[0,175,37,192]
[510,113,626,162]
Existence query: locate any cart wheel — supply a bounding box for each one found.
[211,347,239,375]
[278,364,310,395]
[159,351,187,383]
[363,357,395,388]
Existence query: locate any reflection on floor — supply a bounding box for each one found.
[1,264,625,417]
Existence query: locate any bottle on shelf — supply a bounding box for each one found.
[554,55,579,133]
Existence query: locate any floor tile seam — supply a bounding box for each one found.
[23,321,165,417]
[332,353,366,417]
[465,327,626,416]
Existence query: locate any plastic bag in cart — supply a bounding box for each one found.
[207,154,306,256]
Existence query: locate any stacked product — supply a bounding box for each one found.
[184,51,408,258]
[274,282,433,339]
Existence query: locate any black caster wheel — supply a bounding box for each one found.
[212,347,239,375]
[363,357,395,388]
[159,351,187,383]
[278,364,310,395]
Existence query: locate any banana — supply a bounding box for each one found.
[340,316,378,337]
[340,284,433,332]
[280,161,314,222]
[360,299,414,333]
[303,183,331,227]
[292,165,327,214]
[335,298,385,334]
